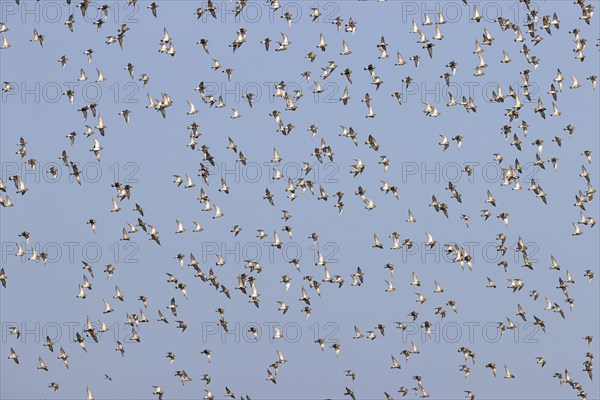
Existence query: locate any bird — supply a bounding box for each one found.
[8,348,19,364]
[31,29,45,47]
[536,357,547,367]
[152,386,164,400]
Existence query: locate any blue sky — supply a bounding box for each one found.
[0,1,599,399]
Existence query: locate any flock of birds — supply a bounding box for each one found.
[0,0,598,399]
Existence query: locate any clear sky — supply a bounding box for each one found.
[0,1,599,399]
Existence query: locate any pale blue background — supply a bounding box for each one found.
[0,1,598,399]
